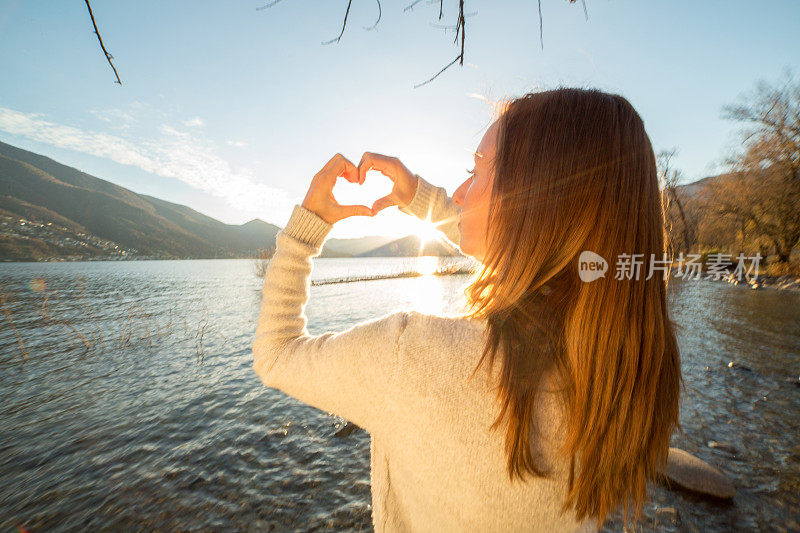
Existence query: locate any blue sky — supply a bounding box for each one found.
[1,0,798,238]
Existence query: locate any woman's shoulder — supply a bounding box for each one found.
[404,309,486,329]
[390,311,493,397]
[340,309,483,343]
[397,310,488,350]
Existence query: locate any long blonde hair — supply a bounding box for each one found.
[464,88,682,525]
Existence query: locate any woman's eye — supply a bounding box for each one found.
[466,167,475,177]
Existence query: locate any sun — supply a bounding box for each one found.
[411,219,443,247]
[412,220,442,276]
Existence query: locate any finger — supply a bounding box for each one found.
[371,194,397,215]
[357,152,372,185]
[338,204,373,219]
[321,153,342,172]
[358,152,397,185]
[322,154,359,184]
[340,156,359,184]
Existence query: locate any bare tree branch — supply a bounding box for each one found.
[256,0,586,88]
[84,0,121,85]
[538,0,544,50]
[404,0,426,12]
[322,0,354,45]
[538,0,586,49]
[414,55,461,88]
[256,0,284,11]
[429,11,475,31]
[403,0,442,14]
[414,0,464,88]
[363,0,382,31]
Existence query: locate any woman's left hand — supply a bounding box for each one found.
[302,153,374,224]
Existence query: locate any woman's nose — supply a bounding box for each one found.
[453,178,469,207]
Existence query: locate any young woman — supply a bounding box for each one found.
[252,87,682,531]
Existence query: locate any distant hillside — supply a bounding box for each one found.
[0,141,292,259]
[326,235,397,256]
[0,140,460,261]
[359,234,461,257]
[675,173,731,199]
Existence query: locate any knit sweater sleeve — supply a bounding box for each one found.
[398,174,462,249]
[252,204,410,435]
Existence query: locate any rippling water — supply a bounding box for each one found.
[1,258,798,531]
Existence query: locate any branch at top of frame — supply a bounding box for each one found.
[84,0,121,85]
[322,0,354,45]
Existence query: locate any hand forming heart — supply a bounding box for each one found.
[301,152,419,225]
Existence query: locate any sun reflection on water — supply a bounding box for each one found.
[409,272,447,314]
[414,256,439,276]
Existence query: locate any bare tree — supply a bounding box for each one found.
[701,172,758,253]
[253,247,275,277]
[657,148,696,254]
[709,71,800,263]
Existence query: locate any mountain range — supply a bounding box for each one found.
[0,140,460,261]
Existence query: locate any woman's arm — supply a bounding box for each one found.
[252,205,410,434]
[398,174,462,249]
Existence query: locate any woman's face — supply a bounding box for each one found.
[453,119,498,263]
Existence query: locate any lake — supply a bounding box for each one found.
[1,258,798,531]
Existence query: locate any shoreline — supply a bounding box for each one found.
[666,266,800,292]
[3,258,798,292]
[707,272,800,292]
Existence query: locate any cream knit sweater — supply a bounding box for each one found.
[252,175,598,532]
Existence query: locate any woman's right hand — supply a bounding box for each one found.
[357,152,419,214]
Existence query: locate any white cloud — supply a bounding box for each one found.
[226,140,248,147]
[90,108,137,124]
[0,108,158,171]
[159,124,188,137]
[0,107,293,223]
[183,116,204,127]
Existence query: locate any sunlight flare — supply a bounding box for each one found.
[413,218,443,247]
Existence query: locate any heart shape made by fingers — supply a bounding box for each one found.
[332,170,394,212]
